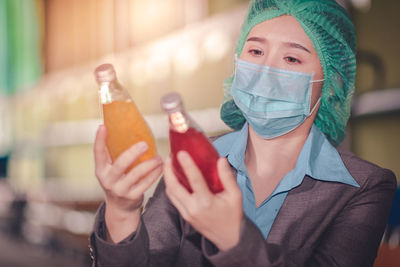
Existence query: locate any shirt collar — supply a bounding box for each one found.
[306,125,359,187]
[213,123,359,189]
[213,122,248,173]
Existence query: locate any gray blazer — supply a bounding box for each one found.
[89,149,397,267]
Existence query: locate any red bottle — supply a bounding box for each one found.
[161,93,224,194]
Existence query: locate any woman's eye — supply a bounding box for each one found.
[285,56,301,64]
[248,49,264,56]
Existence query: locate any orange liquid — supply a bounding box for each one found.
[103,100,157,173]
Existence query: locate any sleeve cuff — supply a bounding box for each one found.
[90,202,149,266]
[202,216,283,267]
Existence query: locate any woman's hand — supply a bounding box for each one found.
[164,151,243,251]
[94,125,163,243]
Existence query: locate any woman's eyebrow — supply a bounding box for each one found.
[284,42,311,53]
[246,37,311,54]
[246,36,266,43]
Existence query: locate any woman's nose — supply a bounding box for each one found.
[262,49,280,68]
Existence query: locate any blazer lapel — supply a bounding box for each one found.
[267,176,318,245]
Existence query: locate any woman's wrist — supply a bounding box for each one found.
[213,230,240,251]
[104,202,142,243]
[208,217,242,252]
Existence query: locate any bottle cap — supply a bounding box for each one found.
[161,92,183,113]
[94,63,116,83]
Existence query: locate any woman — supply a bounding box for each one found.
[90,0,397,266]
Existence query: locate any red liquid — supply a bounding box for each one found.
[169,127,224,194]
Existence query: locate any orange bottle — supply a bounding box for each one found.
[94,63,157,173]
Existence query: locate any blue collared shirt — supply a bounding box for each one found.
[213,123,359,239]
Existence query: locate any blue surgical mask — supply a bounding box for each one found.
[231,58,323,139]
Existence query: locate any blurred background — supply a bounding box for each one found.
[0,0,399,266]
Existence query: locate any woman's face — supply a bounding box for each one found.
[240,15,324,111]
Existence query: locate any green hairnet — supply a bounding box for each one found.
[220,0,357,146]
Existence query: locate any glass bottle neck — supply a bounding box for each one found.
[98,80,130,104]
[99,82,113,104]
[169,111,190,133]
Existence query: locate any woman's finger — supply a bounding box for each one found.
[113,155,163,195]
[105,146,112,164]
[177,151,210,195]
[107,141,149,182]
[163,157,192,219]
[94,125,110,176]
[166,188,190,220]
[164,156,192,203]
[128,164,163,199]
